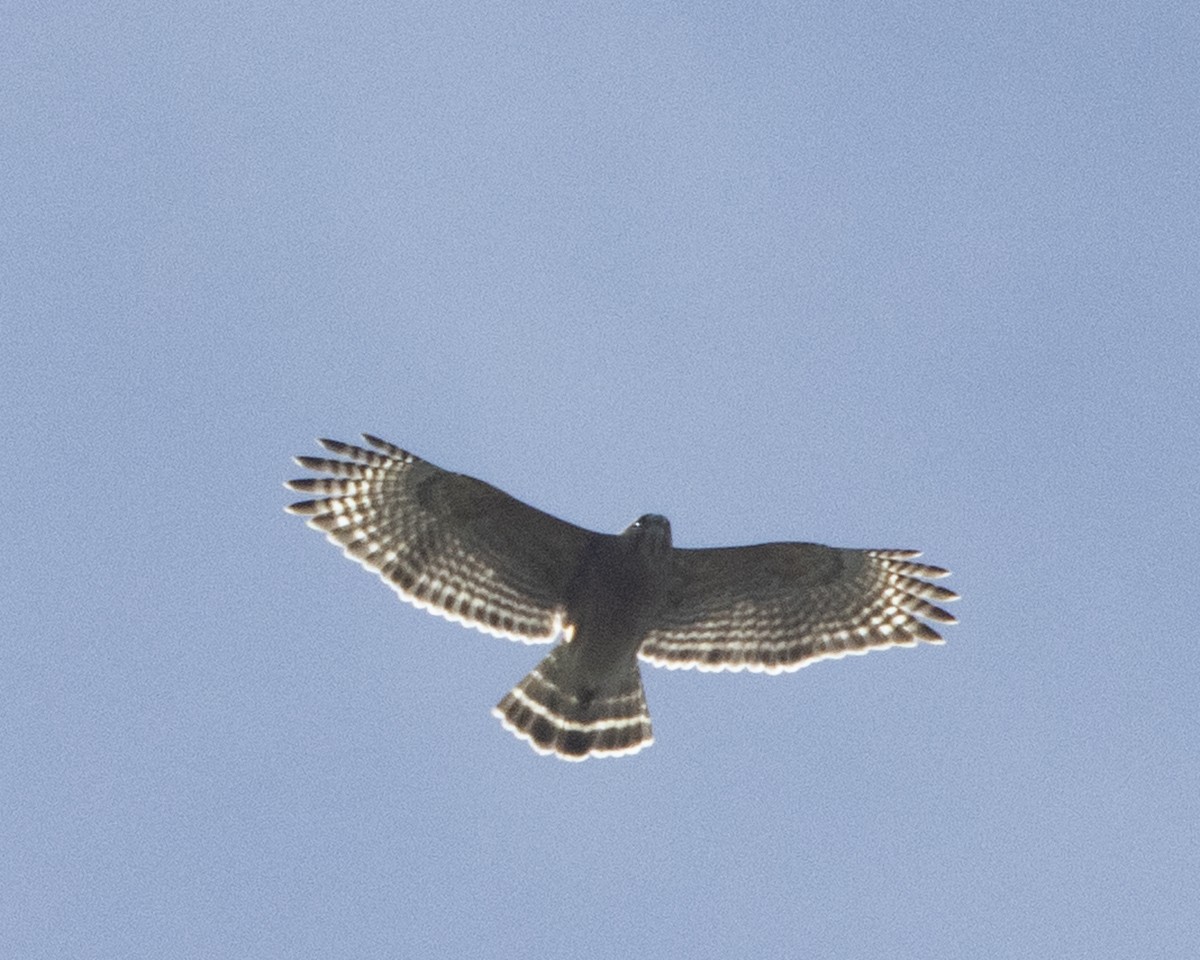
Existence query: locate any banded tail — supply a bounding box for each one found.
[493,644,653,761]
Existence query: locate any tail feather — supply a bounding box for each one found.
[493,645,653,760]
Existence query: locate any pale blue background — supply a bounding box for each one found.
[4,3,1198,957]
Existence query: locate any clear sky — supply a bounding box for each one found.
[4,2,1198,957]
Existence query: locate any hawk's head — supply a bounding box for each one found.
[622,514,673,555]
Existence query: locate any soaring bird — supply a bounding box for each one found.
[286,435,957,760]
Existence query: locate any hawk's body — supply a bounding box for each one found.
[286,435,958,760]
[496,516,672,757]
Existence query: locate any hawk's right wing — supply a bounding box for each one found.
[286,435,599,642]
[639,544,957,673]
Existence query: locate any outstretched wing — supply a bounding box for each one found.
[285,435,598,642]
[640,545,957,673]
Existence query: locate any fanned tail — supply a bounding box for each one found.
[493,645,653,761]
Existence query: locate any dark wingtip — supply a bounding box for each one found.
[361,433,413,460]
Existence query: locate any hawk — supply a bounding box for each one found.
[285,435,957,761]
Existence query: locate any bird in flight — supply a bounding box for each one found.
[285,435,958,761]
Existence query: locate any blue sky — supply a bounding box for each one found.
[4,2,1198,957]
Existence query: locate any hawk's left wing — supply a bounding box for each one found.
[639,544,957,673]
